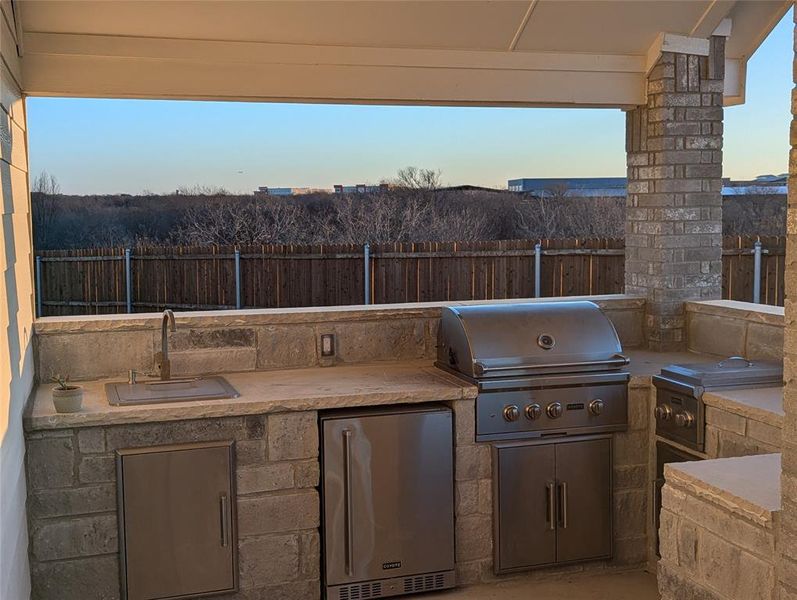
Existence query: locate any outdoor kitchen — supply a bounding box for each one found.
[19,294,785,600]
[4,2,797,600]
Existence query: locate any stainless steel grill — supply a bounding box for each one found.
[436,301,630,441]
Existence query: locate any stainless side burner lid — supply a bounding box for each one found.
[659,356,783,390]
[437,300,628,379]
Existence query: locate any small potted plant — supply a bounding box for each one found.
[50,374,83,413]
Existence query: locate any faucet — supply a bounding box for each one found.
[157,309,177,380]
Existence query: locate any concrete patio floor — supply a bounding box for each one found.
[418,570,659,599]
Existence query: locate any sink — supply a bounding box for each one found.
[106,376,239,406]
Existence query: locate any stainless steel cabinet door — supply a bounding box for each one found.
[117,442,237,600]
[555,438,612,563]
[322,409,454,586]
[495,444,556,571]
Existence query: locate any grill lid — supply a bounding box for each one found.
[436,301,627,379]
[659,356,783,389]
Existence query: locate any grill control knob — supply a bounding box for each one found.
[503,405,520,422]
[654,404,673,422]
[525,403,542,420]
[546,402,563,419]
[589,399,604,415]
[675,411,695,429]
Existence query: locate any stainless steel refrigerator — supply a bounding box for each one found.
[321,404,456,600]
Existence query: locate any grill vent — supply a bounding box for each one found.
[403,573,446,593]
[339,581,383,600]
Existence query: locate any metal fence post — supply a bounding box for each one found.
[753,238,762,304]
[35,255,42,317]
[124,248,132,313]
[234,249,242,309]
[364,243,371,305]
[534,242,542,298]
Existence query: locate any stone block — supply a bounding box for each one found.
[614,464,647,490]
[294,459,320,488]
[237,463,294,494]
[687,313,746,356]
[452,400,476,446]
[627,386,651,431]
[168,327,255,351]
[268,412,318,461]
[746,323,785,361]
[612,535,647,566]
[676,519,698,573]
[455,514,492,562]
[31,555,121,600]
[238,534,299,588]
[77,428,106,454]
[170,347,257,377]
[32,514,118,561]
[257,325,317,370]
[27,435,75,489]
[236,579,320,600]
[658,561,724,600]
[237,490,319,536]
[614,489,646,541]
[299,531,321,580]
[455,444,491,481]
[613,431,648,466]
[705,407,746,435]
[236,440,267,465]
[455,480,479,516]
[37,330,155,381]
[79,455,116,484]
[747,420,782,447]
[29,484,116,519]
[330,320,425,363]
[105,417,250,450]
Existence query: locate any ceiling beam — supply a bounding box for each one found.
[508,0,539,52]
[690,0,737,38]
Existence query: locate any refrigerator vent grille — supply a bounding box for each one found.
[403,573,446,593]
[339,581,383,599]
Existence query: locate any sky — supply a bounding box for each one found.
[27,9,794,195]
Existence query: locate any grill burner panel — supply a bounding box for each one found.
[436,301,630,441]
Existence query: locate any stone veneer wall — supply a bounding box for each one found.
[685,300,784,361]
[33,296,645,382]
[625,37,725,351]
[705,405,782,458]
[781,9,797,598]
[25,413,321,600]
[659,466,777,600]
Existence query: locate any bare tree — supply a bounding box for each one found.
[32,171,61,195]
[176,184,230,196]
[394,166,442,190]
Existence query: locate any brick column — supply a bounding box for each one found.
[625,37,725,351]
[779,11,797,599]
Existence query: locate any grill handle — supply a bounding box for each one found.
[474,353,629,375]
[718,356,753,368]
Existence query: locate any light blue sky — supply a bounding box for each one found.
[27,9,793,195]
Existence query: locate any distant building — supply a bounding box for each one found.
[333,183,389,194]
[254,186,328,197]
[508,176,788,198]
[507,177,627,197]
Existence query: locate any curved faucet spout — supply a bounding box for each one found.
[159,309,177,380]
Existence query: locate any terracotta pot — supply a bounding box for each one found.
[52,386,83,413]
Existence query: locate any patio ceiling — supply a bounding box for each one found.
[9,0,792,108]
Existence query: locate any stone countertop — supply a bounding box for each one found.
[25,361,477,431]
[625,349,718,379]
[665,453,781,526]
[703,386,784,427]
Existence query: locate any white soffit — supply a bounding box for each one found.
[16,0,793,108]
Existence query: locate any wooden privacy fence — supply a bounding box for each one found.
[34,237,784,317]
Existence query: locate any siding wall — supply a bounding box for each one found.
[0,2,35,598]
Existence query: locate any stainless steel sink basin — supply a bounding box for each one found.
[106,376,240,406]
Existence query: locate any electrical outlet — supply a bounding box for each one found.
[321,333,335,357]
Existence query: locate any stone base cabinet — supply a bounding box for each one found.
[25,413,321,600]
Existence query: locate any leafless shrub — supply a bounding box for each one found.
[32,171,61,195]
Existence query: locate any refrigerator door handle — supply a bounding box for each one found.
[343,429,354,577]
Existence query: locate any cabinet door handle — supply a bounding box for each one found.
[343,429,354,577]
[558,482,568,529]
[546,482,555,531]
[219,493,230,548]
